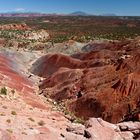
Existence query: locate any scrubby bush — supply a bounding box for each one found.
[0,87,7,95]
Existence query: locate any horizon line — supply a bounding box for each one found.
[0,11,139,17]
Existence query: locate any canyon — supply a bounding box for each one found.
[0,36,139,139]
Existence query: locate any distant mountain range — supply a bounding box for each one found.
[0,11,117,17]
[100,13,117,16]
[0,12,48,17]
[69,11,91,16]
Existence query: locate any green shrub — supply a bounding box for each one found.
[0,87,7,95]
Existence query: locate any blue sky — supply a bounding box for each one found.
[0,0,140,16]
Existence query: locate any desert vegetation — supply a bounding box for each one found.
[0,16,140,44]
[0,87,7,95]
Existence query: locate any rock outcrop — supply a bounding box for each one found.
[64,118,140,140]
[26,29,50,41]
[0,23,30,30]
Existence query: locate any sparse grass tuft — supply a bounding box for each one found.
[22,132,27,135]
[2,106,7,109]
[73,117,84,124]
[11,111,17,115]
[0,113,5,116]
[11,89,15,94]
[28,117,35,122]
[38,120,45,126]
[6,129,13,133]
[6,119,11,123]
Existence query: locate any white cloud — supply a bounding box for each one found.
[15,8,25,12]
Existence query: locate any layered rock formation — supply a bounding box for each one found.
[44,40,86,55]
[31,39,140,124]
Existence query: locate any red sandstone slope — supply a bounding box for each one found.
[68,69,140,123]
[0,51,75,140]
[0,53,47,109]
[32,40,140,123]
[31,52,110,78]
